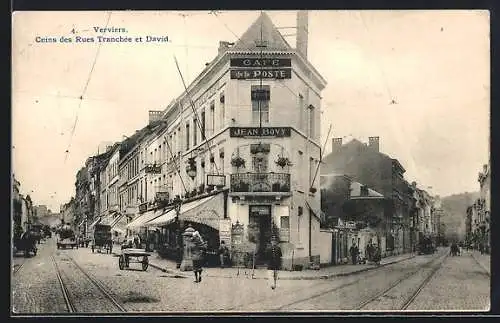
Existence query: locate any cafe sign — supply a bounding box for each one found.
[229,127,291,138]
[230,69,291,80]
[230,58,291,67]
[230,57,292,80]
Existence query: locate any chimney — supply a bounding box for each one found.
[148,110,162,124]
[218,41,234,56]
[296,11,309,59]
[368,136,380,152]
[411,181,417,188]
[332,137,343,153]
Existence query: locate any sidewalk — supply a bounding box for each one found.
[470,250,491,275]
[144,252,416,280]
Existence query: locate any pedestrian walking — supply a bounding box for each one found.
[366,242,374,263]
[218,241,230,268]
[350,243,359,265]
[265,236,282,290]
[191,231,206,283]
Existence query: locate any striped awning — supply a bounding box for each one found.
[178,193,224,230]
[126,209,162,229]
[110,213,126,228]
[89,217,101,229]
[145,207,177,227]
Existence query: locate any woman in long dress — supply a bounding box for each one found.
[191,231,206,283]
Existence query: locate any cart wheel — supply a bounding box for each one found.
[119,255,125,270]
[142,256,149,271]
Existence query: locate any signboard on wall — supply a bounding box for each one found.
[230,58,291,67]
[207,174,226,187]
[230,69,292,80]
[229,127,291,138]
[219,219,231,245]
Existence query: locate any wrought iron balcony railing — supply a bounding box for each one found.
[230,172,291,193]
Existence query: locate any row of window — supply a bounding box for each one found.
[186,92,225,151]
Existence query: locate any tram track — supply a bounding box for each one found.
[13,262,25,275]
[50,255,76,313]
[271,251,447,311]
[51,252,127,313]
[231,253,436,311]
[355,253,447,311]
[469,253,490,277]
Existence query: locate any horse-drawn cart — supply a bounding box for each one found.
[118,248,150,271]
[92,223,113,254]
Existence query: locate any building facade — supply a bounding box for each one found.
[70,12,327,269]
[321,137,414,256]
[125,11,326,268]
[476,162,490,253]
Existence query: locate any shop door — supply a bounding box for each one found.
[249,205,272,265]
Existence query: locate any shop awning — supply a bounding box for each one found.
[110,213,126,228]
[89,217,101,229]
[100,215,114,226]
[126,209,162,229]
[145,207,177,227]
[349,181,385,200]
[178,193,224,230]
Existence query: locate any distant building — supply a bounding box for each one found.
[321,137,414,256]
[477,162,490,252]
[33,205,49,218]
[320,174,386,263]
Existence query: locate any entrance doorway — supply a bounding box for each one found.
[249,205,272,265]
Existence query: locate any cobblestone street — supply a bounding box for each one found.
[11,237,490,313]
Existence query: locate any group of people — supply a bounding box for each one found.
[191,231,283,290]
[349,241,381,265]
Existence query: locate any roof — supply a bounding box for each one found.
[119,121,165,163]
[230,12,293,52]
[161,12,326,120]
[349,181,385,199]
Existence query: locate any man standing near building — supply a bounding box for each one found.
[350,242,359,265]
[218,240,229,268]
[265,236,282,290]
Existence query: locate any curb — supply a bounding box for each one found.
[470,253,490,276]
[148,254,416,281]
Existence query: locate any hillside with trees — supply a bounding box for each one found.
[440,191,479,240]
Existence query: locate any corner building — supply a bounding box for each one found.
[151,12,326,268]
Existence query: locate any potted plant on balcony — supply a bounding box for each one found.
[206,185,214,193]
[231,156,246,169]
[275,155,292,168]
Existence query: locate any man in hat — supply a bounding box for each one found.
[265,235,282,290]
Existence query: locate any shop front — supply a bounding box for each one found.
[144,191,227,266]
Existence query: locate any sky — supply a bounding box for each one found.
[12,10,490,212]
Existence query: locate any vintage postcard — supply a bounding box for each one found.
[11,10,490,314]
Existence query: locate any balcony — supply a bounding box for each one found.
[230,172,291,197]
